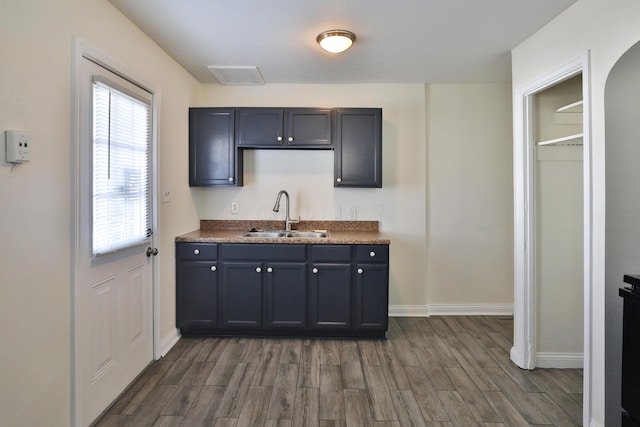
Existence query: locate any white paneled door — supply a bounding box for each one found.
[73,53,155,427]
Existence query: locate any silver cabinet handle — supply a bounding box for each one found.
[228,177,234,182]
[312,268,318,274]
[193,249,200,255]
[370,251,376,257]
[267,267,273,273]
[211,266,217,272]
[288,136,294,142]
[336,178,342,183]
[277,136,283,142]
[357,268,363,274]
[256,267,262,273]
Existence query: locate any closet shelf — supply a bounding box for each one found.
[556,100,583,113]
[537,133,583,146]
[553,100,583,125]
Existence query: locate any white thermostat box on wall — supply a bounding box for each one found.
[5,130,30,163]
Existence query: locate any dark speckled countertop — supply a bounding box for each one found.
[175,220,390,245]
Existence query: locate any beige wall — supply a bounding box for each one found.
[426,84,514,309]
[511,0,640,424]
[0,0,199,425]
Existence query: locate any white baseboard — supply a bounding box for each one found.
[389,304,514,317]
[388,305,429,317]
[159,328,181,358]
[536,352,583,369]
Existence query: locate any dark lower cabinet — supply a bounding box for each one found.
[356,264,389,329]
[310,263,352,328]
[176,241,389,338]
[175,243,218,328]
[265,262,307,328]
[221,261,263,328]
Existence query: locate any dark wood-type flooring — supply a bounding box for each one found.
[93,316,583,427]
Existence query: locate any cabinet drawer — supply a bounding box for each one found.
[221,244,306,261]
[176,243,218,260]
[356,245,388,263]
[312,245,351,262]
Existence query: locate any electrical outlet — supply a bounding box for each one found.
[231,201,239,214]
[347,207,357,220]
[162,190,172,202]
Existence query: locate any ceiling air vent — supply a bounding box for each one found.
[207,66,265,85]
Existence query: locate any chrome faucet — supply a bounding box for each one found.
[273,190,300,231]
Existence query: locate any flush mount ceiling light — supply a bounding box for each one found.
[316,29,356,54]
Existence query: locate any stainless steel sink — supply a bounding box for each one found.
[239,230,328,238]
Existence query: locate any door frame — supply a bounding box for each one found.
[70,37,161,425]
[511,51,591,425]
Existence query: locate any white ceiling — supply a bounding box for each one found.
[108,0,577,84]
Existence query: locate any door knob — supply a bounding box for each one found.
[146,247,158,257]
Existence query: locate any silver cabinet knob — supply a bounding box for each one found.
[312,268,318,274]
[193,249,200,255]
[256,267,262,273]
[210,266,217,272]
[277,136,283,142]
[267,267,273,273]
[357,268,363,274]
[228,177,234,182]
[370,251,376,257]
[336,178,342,183]
[288,136,294,142]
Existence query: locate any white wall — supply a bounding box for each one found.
[0,1,199,425]
[511,0,640,425]
[426,84,514,311]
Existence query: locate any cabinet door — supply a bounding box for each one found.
[286,108,332,147]
[236,108,285,147]
[221,261,263,328]
[176,261,218,328]
[334,108,382,188]
[310,263,352,328]
[189,108,241,186]
[264,262,307,328]
[355,264,389,330]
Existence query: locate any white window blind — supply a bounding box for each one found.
[92,78,152,256]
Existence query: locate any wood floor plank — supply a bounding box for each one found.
[320,420,347,427]
[391,389,428,426]
[298,343,321,388]
[215,362,258,418]
[363,364,398,421]
[422,331,459,367]
[454,332,499,369]
[179,385,225,426]
[113,360,174,416]
[437,390,480,427]
[427,317,455,336]
[159,384,200,416]
[528,392,577,427]
[320,340,341,365]
[448,345,499,392]
[151,416,183,427]
[205,341,246,386]
[444,367,501,423]
[526,369,583,424]
[485,346,541,393]
[266,363,299,420]
[236,385,272,426]
[484,367,551,425]
[93,414,130,427]
[212,418,238,426]
[179,360,215,387]
[412,347,455,391]
[129,384,178,427]
[341,361,366,390]
[279,339,302,364]
[403,365,450,422]
[320,364,345,421]
[344,389,374,427]
[359,340,382,365]
[375,341,411,390]
[251,341,282,387]
[264,420,292,427]
[482,391,529,427]
[292,387,320,427]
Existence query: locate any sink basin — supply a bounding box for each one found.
[239,230,328,239]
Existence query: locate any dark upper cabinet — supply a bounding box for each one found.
[189,108,242,186]
[334,108,382,188]
[236,108,332,148]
